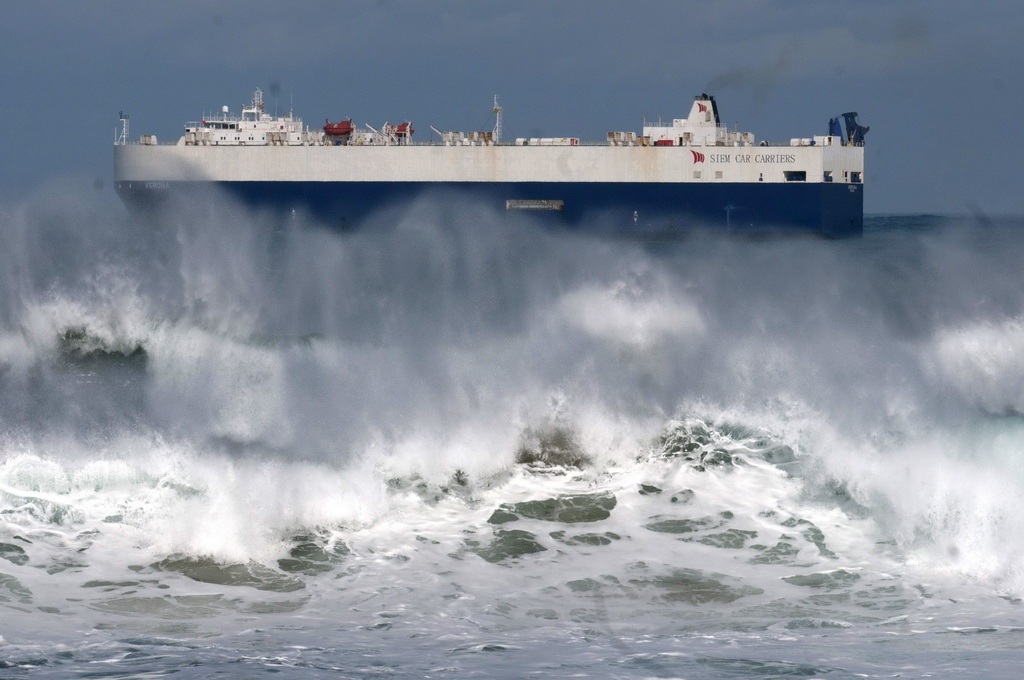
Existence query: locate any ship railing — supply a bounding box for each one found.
[394,140,683,147]
[118,138,856,148]
[118,140,179,146]
[397,139,808,148]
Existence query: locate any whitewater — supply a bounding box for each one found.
[2,184,1024,678]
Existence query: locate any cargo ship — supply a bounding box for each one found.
[114,88,867,236]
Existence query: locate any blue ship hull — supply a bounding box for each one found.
[116,180,863,237]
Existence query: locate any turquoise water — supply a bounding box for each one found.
[2,188,1024,677]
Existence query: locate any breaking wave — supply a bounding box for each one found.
[2,182,1024,676]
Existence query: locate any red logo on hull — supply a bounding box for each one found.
[691,150,705,163]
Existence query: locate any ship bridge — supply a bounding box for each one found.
[182,88,319,147]
[641,94,755,147]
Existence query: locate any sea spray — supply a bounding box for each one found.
[2,185,1024,676]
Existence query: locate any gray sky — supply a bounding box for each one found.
[2,0,1021,214]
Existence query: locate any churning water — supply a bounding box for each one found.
[2,184,1024,678]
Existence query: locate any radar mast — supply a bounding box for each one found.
[493,95,503,144]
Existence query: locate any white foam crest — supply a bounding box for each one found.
[655,399,1024,594]
[0,453,73,495]
[337,415,889,619]
[138,456,364,563]
[371,424,517,485]
[806,416,1024,595]
[572,402,668,467]
[15,269,156,359]
[0,437,397,564]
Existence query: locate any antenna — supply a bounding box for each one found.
[492,95,503,144]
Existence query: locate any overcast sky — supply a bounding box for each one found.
[2,0,1021,214]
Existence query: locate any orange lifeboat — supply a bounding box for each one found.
[323,119,354,136]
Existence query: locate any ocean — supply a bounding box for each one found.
[2,186,1024,678]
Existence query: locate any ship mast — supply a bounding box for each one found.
[493,95,503,144]
[243,88,265,121]
[116,111,129,146]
